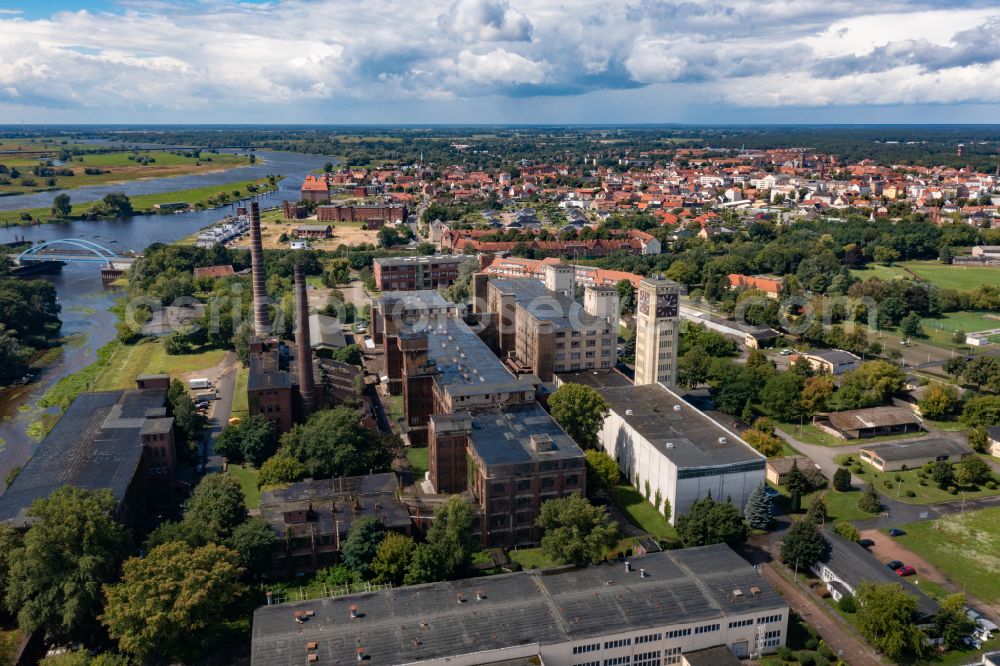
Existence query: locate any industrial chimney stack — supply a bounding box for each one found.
[249,202,269,336]
[293,264,316,417]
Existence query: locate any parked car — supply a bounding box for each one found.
[962,636,982,650]
[764,486,782,498]
[857,539,875,548]
[974,625,994,642]
[976,617,999,633]
[888,528,906,537]
[886,560,904,570]
[195,401,210,410]
[896,565,916,577]
[779,348,793,356]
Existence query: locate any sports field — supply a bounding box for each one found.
[850,260,998,291]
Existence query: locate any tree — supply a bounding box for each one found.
[330,343,364,365]
[0,523,20,623]
[874,245,900,266]
[677,347,711,388]
[341,517,386,579]
[968,426,988,454]
[956,455,991,487]
[899,311,923,338]
[675,495,749,548]
[101,541,245,663]
[50,193,71,218]
[741,428,784,457]
[615,279,634,314]
[536,495,620,566]
[799,375,834,415]
[4,487,130,640]
[323,259,351,286]
[163,330,192,355]
[833,466,853,492]
[412,495,478,583]
[183,473,248,541]
[834,360,906,410]
[855,582,925,662]
[233,320,255,367]
[931,461,955,489]
[932,593,976,649]
[584,449,619,494]
[760,372,805,421]
[952,329,966,345]
[743,483,773,530]
[281,406,403,479]
[547,383,610,449]
[214,414,278,466]
[227,516,280,578]
[257,449,306,487]
[918,384,960,420]
[785,460,807,495]
[858,484,882,513]
[833,522,860,543]
[961,395,1000,427]
[789,487,802,513]
[372,532,415,586]
[780,519,826,570]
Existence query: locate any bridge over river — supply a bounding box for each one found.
[13,238,138,280]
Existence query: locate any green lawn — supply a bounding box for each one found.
[509,547,560,570]
[836,454,1000,505]
[891,508,1000,604]
[231,366,249,419]
[919,311,1000,346]
[849,263,912,282]
[90,339,227,391]
[227,464,261,509]
[770,483,872,523]
[609,483,678,539]
[406,446,428,480]
[384,394,403,430]
[851,260,1000,292]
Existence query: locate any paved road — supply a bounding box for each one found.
[760,563,882,666]
[203,351,238,474]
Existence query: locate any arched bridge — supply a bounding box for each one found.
[16,238,137,268]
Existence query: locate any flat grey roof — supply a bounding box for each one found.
[804,349,860,364]
[555,370,633,390]
[376,289,455,313]
[823,406,921,432]
[860,437,972,462]
[375,254,468,267]
[467,403,584,467]
[684,646,743,666]
[426,316,529,398]
[250,544,787,666]
[597,384,765,470]
[489,278,608,331]
[0,389,167,526]
[818,530,939,621]
[308,313,347,349]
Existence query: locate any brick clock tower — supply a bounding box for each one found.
[634,277,681,387]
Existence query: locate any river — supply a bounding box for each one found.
[0,149,333,480]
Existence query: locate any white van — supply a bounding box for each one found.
[188,378,212,390]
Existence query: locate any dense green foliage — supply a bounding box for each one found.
[675,495,748,548]
[547,383,610,449]
[536,495,620,566]
[280,406,403,479]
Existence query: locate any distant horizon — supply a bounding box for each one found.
[2,1,1000,124]
[6,123,1000,129]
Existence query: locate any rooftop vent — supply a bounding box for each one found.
[718,437,728,445]
[457,592,466,604]
[640,568,647,578]
[750,586,762,596]
[530,433,555,452]
[625,409,634,416]
[357,647,365,662]
[350,604,359,619]
[673,404,682,412]
[625,561,631,573]
[665,442,674,449]
[476,590,486,601]
[732,588,743,598]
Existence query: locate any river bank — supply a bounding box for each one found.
[0,149,334,482]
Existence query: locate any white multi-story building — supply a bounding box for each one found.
[251,544,789,666]
[597,383,766,524]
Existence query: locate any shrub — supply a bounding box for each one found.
[948,486,958,495]
[838,594,857,613]
[906,490,916,497]
[798,651,817,666]
[884,480,894,489]
[777,646,794,661]
[854,466,865,475]
[818,643,837,661]
[987,481,997,490]
[893,473,901,482]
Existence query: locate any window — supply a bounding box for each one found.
[516,479,532,492]
[635,633,662,645]
[565,474,579,487]
[764,630,781,639]
[604,638,631,650]
[603,658,630,666]
[572,643,600,655]
[762,631,781,648]
[574,662,600,666]
[758,614,783,625]
[729,619,754,629]
[694,623,719,635]
[634,651,661,666]
[665,628,691,639]
[664,647,682,665]
[541,477,556,489]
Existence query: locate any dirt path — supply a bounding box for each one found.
[760,564,882,665]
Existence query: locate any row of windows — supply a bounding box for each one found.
[676,460,767,479]
[635,633,662,645]
[693,623,720,635]
[604,658,630,666]
[665,628,691,639]
[573,643,600,655]
[728,618,754,629]
[634,651,661,666]
[604,638,631,650]
[762,638,781,648]
[764,630,781,639]
[665,647,682,665]
[573,661,600,666]
[758,614,783,625]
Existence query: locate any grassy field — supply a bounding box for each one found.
[836,454,1000,505]
[770,483,873,523]
[850,260,1000,292]
[891,508,1000,604]
[406,446,429,480]
[227,464,261,509]
[384,394,403,431]
[0,149,248,195]
[920,310,1000,345]
[0,176,276,226]
[609,483,678,539]
[509,547,560,570]
[89,339,227,392]
[231,365,249,419]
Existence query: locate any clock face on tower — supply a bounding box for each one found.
[656,292,679,318]
[637,290,650,317]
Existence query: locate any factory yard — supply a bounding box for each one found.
[229,210,380,250]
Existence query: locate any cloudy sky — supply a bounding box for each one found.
[2,0,1000,124]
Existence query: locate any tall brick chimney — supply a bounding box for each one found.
[293,264,316,417]
[249,202,269,336]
